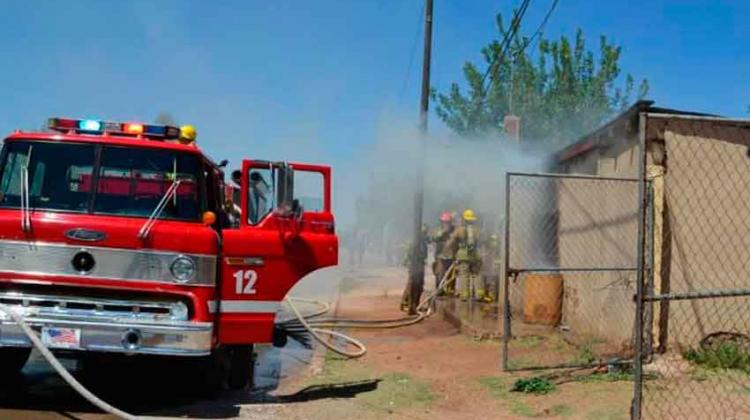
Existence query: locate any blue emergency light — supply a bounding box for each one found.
[78,119,102,132]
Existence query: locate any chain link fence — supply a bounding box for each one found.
[500,115,750,419]
[636,118,750,419]
[503,172,642,371]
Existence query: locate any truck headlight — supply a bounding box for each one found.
[170,256,196,283]
[170,301,189,320]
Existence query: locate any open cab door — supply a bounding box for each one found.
[217,160,338,345]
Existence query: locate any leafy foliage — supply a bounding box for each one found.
[511,376,556,394]
[433,12,649,146]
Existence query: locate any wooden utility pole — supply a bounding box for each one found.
[406,0,434,315]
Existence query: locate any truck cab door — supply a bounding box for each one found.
[217,160,338,345]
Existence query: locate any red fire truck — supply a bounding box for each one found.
[0,117,338,388]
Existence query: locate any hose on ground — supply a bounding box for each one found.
[0,303,139,420]
[282,262,457,358]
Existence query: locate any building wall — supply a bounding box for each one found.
[557,131,640,347]
[557,115,750,351]
[659,118,750,348]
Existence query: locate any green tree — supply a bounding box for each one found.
[434,13,649,146]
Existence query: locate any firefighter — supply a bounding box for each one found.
[448,209,482,301]
[179,125,198,147]
[400,224,429,313]
[479,233,502,303]
[431,211,456,294]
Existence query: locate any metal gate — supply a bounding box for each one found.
[502,172,644,372]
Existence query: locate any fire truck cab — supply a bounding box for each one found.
[0,118,338,388]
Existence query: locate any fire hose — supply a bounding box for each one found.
[0,263,457,419]
[282,261,457,358]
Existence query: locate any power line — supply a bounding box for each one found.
[478,0,532,94]
[517,0,559,58]
[477,0,560,107]
[398,3,426,100]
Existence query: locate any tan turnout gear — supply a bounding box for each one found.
[479,233,502,303]
[431,220,456,293]
[446,216,482,300]
[401,225,429,313]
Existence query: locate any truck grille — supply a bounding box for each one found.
[0,291,189,322]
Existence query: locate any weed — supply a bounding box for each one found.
[575,344,596,365]
[510,400,537,417]
[507,357,533,370]
[684,342,750,372]
[516,335,544,349]
[311,358,437,414]
[359,372,436,412]
[511,376,556,394]
[550,404,574,417]
[478,376,511,398]
[585,408,627,420]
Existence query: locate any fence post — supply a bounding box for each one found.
[502,172,512,370]
[632,112,648,420]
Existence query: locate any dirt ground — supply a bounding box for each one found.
[7,265,741,419]
[263,266,634,420]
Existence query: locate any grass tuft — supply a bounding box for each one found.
[684,342,750,372]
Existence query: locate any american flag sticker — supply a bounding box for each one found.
[42,327,81,349]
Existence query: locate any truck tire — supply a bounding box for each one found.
[0,347,31,376]
[227,345,255,390]
[199,349,230,392]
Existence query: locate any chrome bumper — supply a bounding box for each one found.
[0,292,213,356]
[0,317,212,356]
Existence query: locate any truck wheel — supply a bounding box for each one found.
[200,349,230,392]
[0,347,31,375]
[227,345,255,390]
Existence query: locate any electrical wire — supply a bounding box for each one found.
[515,0,559,59]
[475,0,560,107]
[478,0,532,94]
[398,2,426,101]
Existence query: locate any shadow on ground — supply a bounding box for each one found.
[0,344,380,419]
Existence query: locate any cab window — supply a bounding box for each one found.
[247,167,274,224]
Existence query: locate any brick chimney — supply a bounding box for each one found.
[504,114,520,142]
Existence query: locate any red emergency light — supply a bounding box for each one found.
[123,123,144,135]
[47,117,180,140]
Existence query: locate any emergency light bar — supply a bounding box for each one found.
[47,117,181,140]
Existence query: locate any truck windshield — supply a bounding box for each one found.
[0,141,203,221]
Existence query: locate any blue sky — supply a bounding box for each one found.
[1,1,748,224]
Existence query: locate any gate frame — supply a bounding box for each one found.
[501,171,645,373]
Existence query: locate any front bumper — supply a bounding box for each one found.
[0,292,213,356]
[0,317,213,357]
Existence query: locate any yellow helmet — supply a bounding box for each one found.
[179,125,197,143]
[462,209,477,222]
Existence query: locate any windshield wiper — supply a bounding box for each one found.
[20,165,31,232]
[137,179,182,240]
[20,145,33,233]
